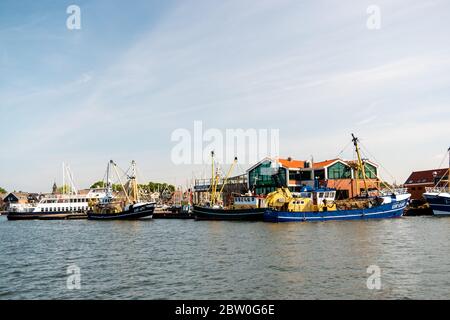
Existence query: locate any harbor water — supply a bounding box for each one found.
[0,215,449,299]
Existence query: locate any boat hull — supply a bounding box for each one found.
[87,203,155,220]
[264,200,408,222]
[193,206,265,221]
[7,212,87,220]
[423,193,450,216]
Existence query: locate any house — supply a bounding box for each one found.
[404,168,449,200]
[3,192,29,205]
[247,157,380,199]
[2,192,31,211]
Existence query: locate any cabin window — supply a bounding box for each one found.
[319,192,324,198]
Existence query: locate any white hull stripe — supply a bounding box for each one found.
[432,210,450,216]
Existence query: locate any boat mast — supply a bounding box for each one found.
[211,151,217,205]
[111,161,132,204]
[219,157,238,195]
[62,162,65,195]
[352,134,369,196]
[130,160,139,203]
[106,160,113,197]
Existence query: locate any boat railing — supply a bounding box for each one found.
[425,186,449,193]
[380,188,408,196]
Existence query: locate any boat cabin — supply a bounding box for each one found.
[233,195,267,209]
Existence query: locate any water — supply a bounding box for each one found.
[0,215,449,300]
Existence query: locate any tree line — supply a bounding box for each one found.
[89,181,175,193]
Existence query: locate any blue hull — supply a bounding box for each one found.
[264,200,408,222]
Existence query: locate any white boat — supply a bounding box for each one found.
[7,163,108,220]
[7,188,108,219]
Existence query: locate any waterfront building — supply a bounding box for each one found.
[404,168,449,200]
[193,157,380,203]
[247,157,380,199]
[3,192,30,206]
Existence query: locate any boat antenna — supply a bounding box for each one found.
[211,151,217,205]
[351,134,369,196]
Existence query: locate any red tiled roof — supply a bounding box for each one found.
[312,159,339,169]
[404,168,449,185]
[277,158,305,169]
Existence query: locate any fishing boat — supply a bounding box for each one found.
[193,152,266,221]
[263,134,411,222]
[423,148,450,216]
[87,160,155,220]
[194,195,266,221]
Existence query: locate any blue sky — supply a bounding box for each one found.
[1,0,450,192]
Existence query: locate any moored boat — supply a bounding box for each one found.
[87,160,155,221]
[193,152,266,221]
[87,202,155,220]
[193,195,266,221]
[7,163,107,220]
[264,188,409,222]
[423,148,450,216]
[263,134,411,222]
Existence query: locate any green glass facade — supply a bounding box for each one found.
[327,162,352,179]
[358,163,377,179]
[248,161,287,195]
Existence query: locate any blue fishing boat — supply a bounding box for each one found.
[423,147,450,216]
[264,188,409,222]
[263,134,411,223]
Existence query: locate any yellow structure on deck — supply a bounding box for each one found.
[265,187,337,212]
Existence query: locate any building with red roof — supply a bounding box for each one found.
[404,168,449,200]
[247,157,379,199]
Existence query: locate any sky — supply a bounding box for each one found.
[1,0,449,193]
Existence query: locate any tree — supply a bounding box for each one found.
[56,184,73,194]
[90,181,106,189]
[0,187,7,194]
[90,181,124,192]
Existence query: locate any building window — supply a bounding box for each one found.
[314,170,325,180]
[327,162,351,179]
